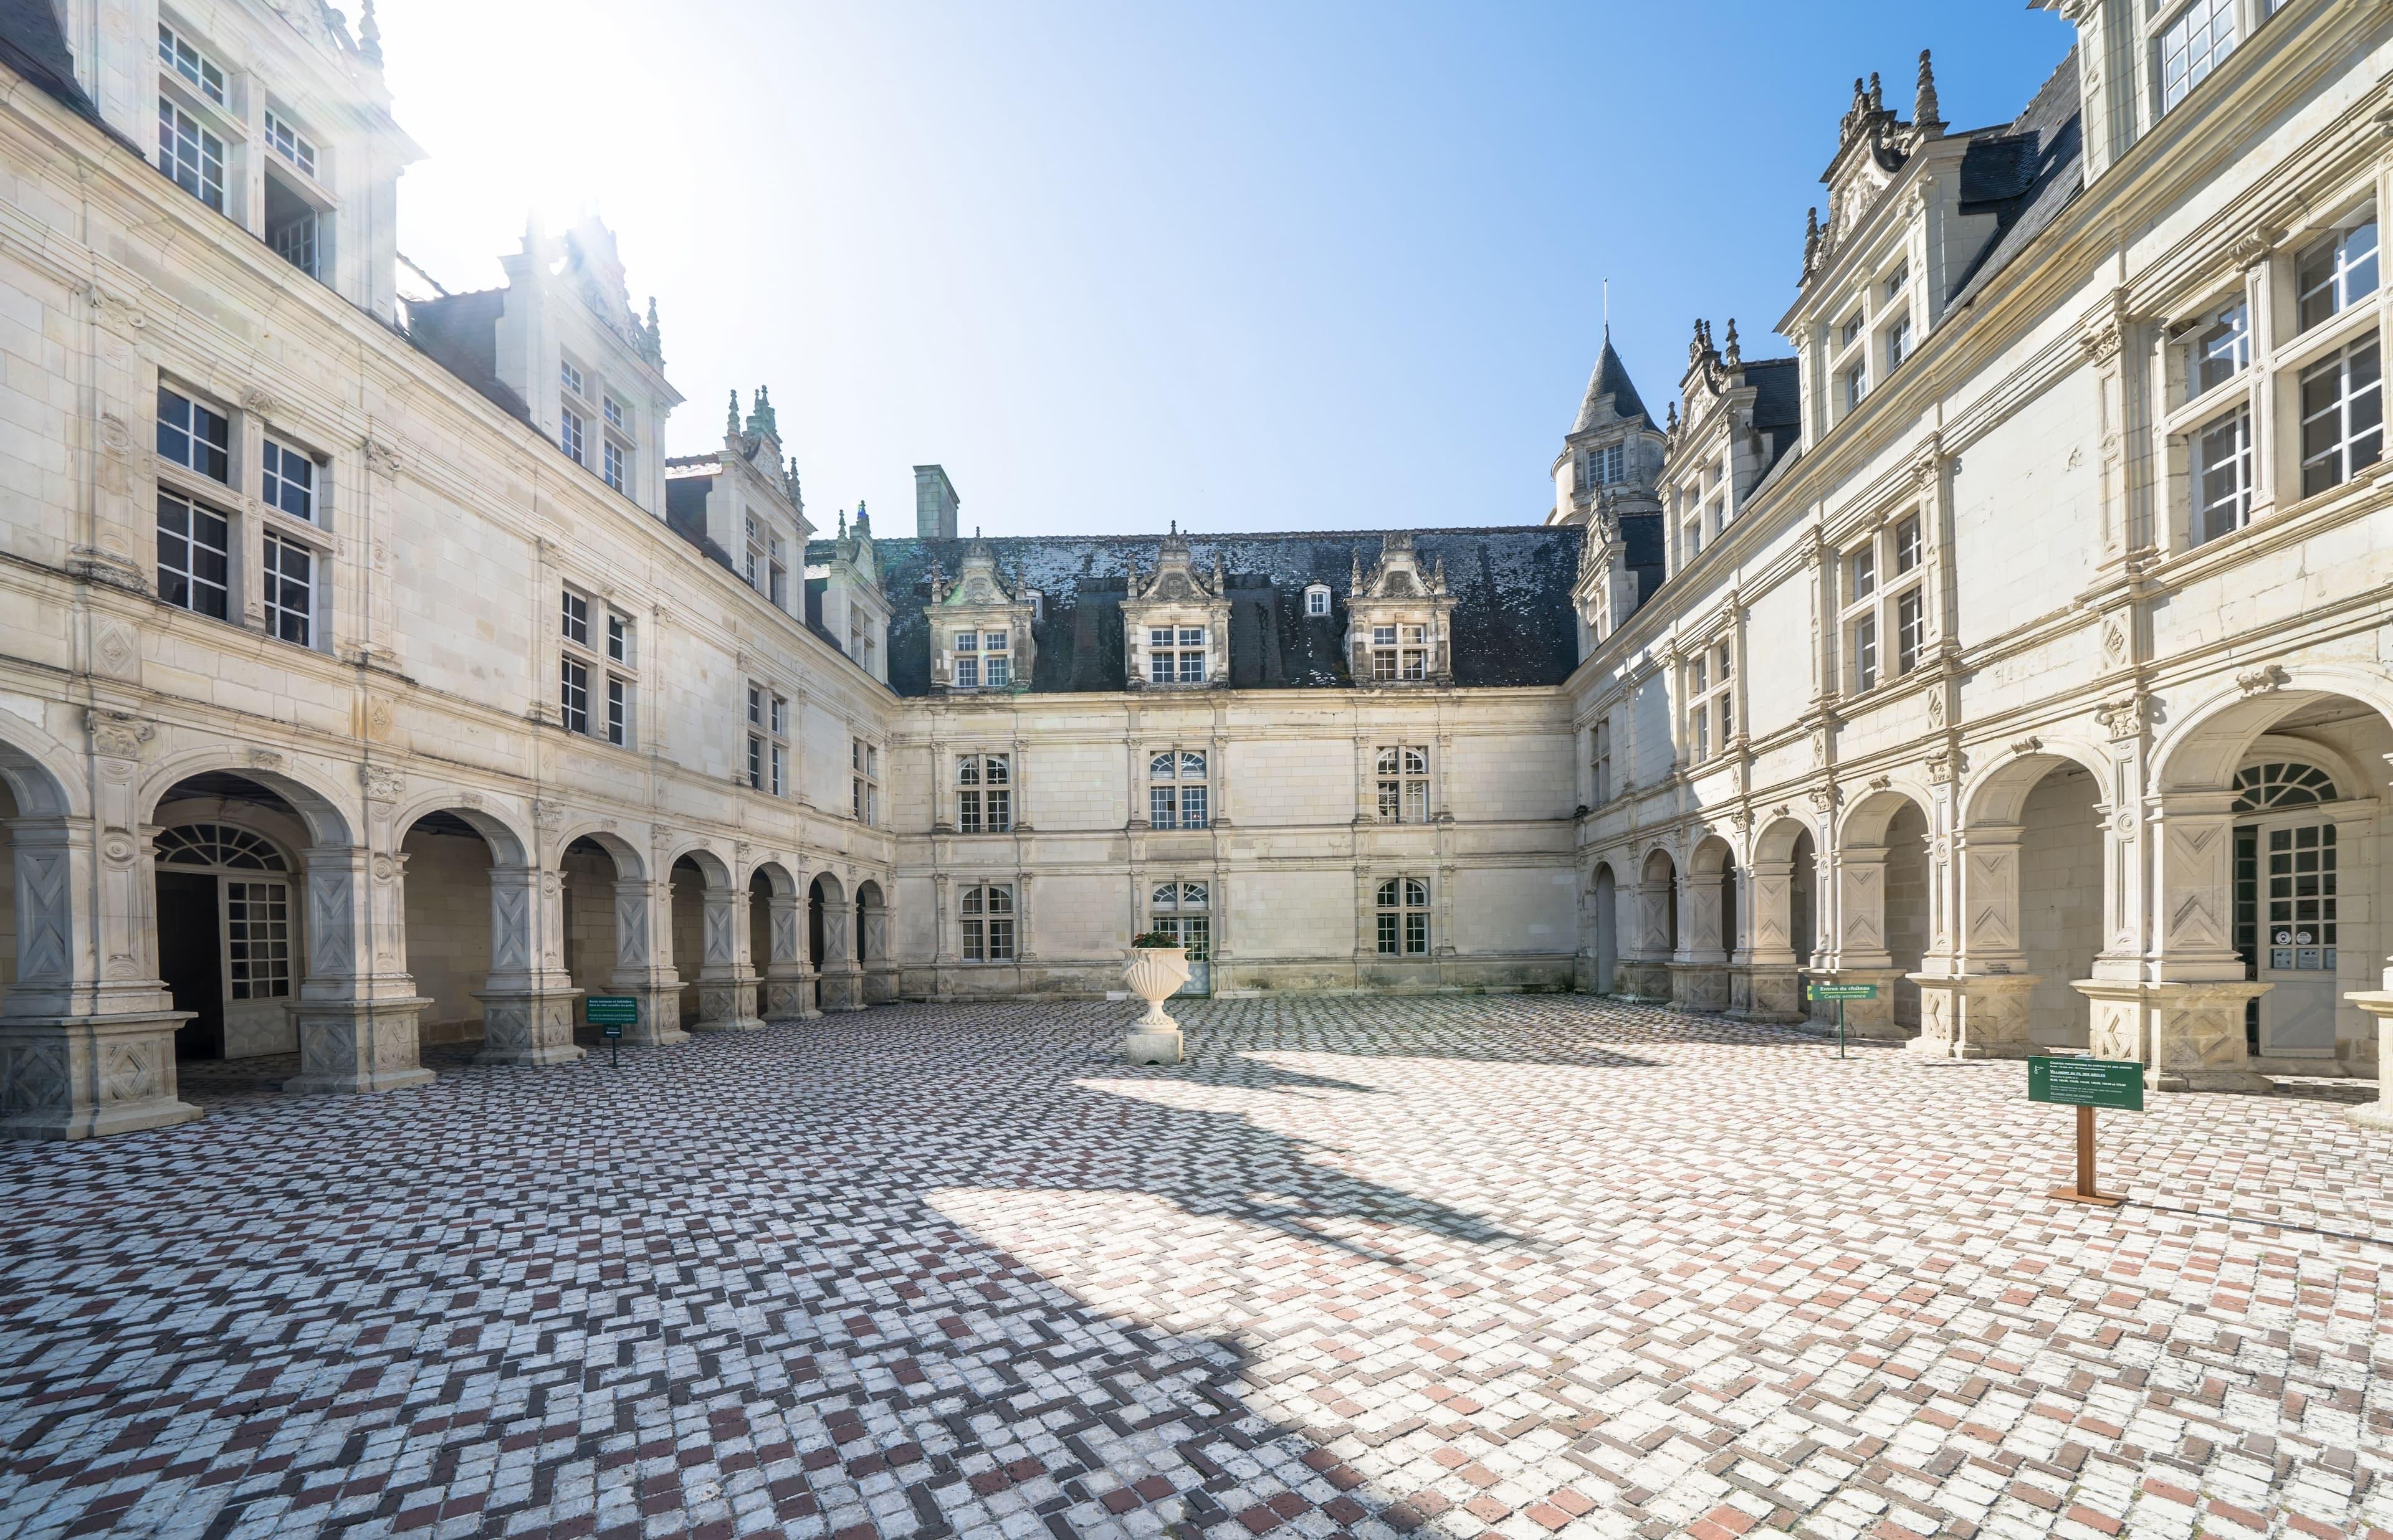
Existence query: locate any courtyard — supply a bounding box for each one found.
[0,998,2387,1540]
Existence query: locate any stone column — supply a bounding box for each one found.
[2344,992,2392,1130]
[1913,824,2038,1060]
[1808,842,1904,1037]
[1669,869,1728,1013]
[862,895,896,1004]
[0,815,202,1139]
[690,884,764,1032]
[283,845,436,1095]
[1625,868,1673,1001]
[2077,790,2268,1092]
[820,888,863,1012]
[760,889,811,1019]
[608,878,690,1045]
[1731,857,1804,1022]
[472,864,584,1067]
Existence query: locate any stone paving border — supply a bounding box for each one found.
[0,997,2386,1540]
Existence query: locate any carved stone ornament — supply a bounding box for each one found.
[361,764,404,804]
[2096,695,2148,740]
[2101,619,2128,665]
[456,789,482,808]
[735,840,755,865]
[99,827,140,867]
[2237,663,2290,697]
[87,710,153,762]
[97,412,134,460]
[249,749,284,771]
[1806,786,1839,813]
[1926,692,1946,729]
[1924,749,1951,781]
[85,281,150,333]
[241,386,282,420]
[364,439,403,480]
[2231,222,2286,270]
[2079,316,2124,367]
[1867,774,1893,792]
[370,852,401,883]
[2009,736,2043,757]
[531,799,565,834]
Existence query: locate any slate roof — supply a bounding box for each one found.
[401,290,534,424]
[1,0,105,128]
[1572,336,1651,433]
[1745,356,1802,478]
[1949,50,2083,310]
[813,528,1585,698]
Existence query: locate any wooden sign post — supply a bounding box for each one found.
[586,994,638,1068]
[1807,982,1878,1058]
[2027,1056,2144,1206]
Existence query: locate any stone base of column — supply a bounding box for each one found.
[760,972,812,1021]
[283,997,437,1095]
[471,989,586,1067]
[1668,962,1730,1014]
[2341,991,2392,1129]
[0,1010,205,1140]
[1802,969,1908,1039]
[689,978,766,1034]
[1911,974,2039,1060]
[1726,965,1806,1023]
[866,965,900,1005]
[2075,978,2271,1093]
[1124,1025,1183,1065]
[611,981,691,1045]
[820,968,866,1012]
[1617,961,1672,1002]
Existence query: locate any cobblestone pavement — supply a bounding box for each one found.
[2,998,2389,1540]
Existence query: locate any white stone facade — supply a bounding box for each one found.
[1,0,2390,1139]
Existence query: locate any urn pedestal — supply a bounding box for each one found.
[2344,992,2393,1129]
[1123,946,1190,1065]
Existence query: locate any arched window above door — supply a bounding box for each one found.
[2232,761,2338,813]
[155,824,288,870]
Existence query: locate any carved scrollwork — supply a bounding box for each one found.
[361,764,404,804]
[87,710,154,763]
[2236,663,2289,697]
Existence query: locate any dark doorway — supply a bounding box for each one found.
[854,895,870,964]
[808,878,828,969]
[157,870,223,1058]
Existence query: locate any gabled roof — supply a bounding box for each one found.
[813,528,1584,698]
[1948,50,2083,309]
[1572,336,1651,434]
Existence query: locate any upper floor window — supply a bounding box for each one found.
[1883,314,1913,373]
[960,885,1015,962]
[2157,0,2237,115]
[1839,518,1928,692]
[1590,720,1612,806]
[1684,643,1733,764]
[561,359,586,398]
[1841,363,1867,414]
[1306,584,1330,617]
[2296,216,2378,333]
[1893,515,1921,575]
[156,98,223,213]
[1579,442,1626,492]
[982,630,1012,688]
[264,110,317,179]
[1375,745,1430,824]
[2194,406,2253,544]
[2190,301,2250,397]
[603,396,626,431]
[157,386,230,483]
[1376,878,1431,956]
[957,754,1011,834]
[608,611,633,665]
[1883,262,1909,302]
[603,439,628,493]
[2298,338,2382,498]
[260,533,312,647]
[158,22,227,107]
[1846,546,1876,603]
[1148,751,1208,830]
[1148,625,1207,685]
[261,439,315,522]
[1369,624,1428,682]
[560,408,585,464]
[853,737,881,825]
[561,589,590,647]
[558,589,631,744]
[747,685,789,796]
[156,490,230,620]
[1838,312,1864,351]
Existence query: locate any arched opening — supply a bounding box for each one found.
[1678,837,1735,1012]
[1829,789,1931,1039]
[2230,738,2374,1068]
[671,854,710,1027]
[1790,829,1817,966]
[749,862,808,1020]
[749,868,775,996]
[560,835,628,1009]
[668,848,756,1033]
[399,810,496,1051]
[2018,763,2103,1047]
[1628,848,1676,1000]
[810,872,859,1010]
[149,773,319,1062]
[1884,801,1930,1030]
[1589,862,1618,994]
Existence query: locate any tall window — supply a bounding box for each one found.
[2157,0,2236,114]
[1376,878,1431,957]
[2298,340,2383,497]
[560,407,585,464]
[2194,407,2253,543]
[1375,745,1430,824]
[853,738,881,825]
[261,439,314,521]
[1841,363,1867,414]
[560,657,590,735]
[560,359,585,397]
[1148,751,1209,830]
[158,387,229,482]
[561,590,590,647]
[261,533,312,646]
[1148,626,1207,684]
[1684,643,1733,764]
[559,589,623,741]
[747,685,789,796]
[157,99,224,212]
[1843,543,1880,692]
[156,490,230,619]
[1590,720,1612,806]
[1368,624,1428,681]
[953,629,980,689]
[1895,590,1925,675]
[1883,313,1913,373]
[2190,301,2250,397]
[982,630,1012,688]
[268,194,318,280]
[1149,883,1210,959]
[264,110,317,178]
[2263,825,2337,972]
[957,754,1012,834]
[960,885,1015,962]
[158,22,227,105]
[2296,216,2379,332]
[604,612,634,746]
[603,438,628,493]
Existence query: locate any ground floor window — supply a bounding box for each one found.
[961,883,1015,962]
[1376,877,1430,956]
[1149,881,1210,959]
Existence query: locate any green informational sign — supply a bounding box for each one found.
[2028,1056,2145,1112]
[586,995,638,1027]
[1808,982,1879,1001]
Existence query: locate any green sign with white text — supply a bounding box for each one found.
[585,995,639,1027]
[1808,983,1878,1001]
[2028,1056,2144,1112]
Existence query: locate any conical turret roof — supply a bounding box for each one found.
[1572,334,1650,434]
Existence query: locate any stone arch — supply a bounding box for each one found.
[1588,860,1618,995]
[857,880,894,1004]
[393,804,577,1065]
[557,832,673,1041]
[749,860,810,1020]
[1835,786,1932,1034]
[1960,739,2113,830]
[810,871,862,1012]
[1629,847,1677,1001]
[1738,815,1813,1022]
[387,794,532,867]
[0,716,86,819]
[669,845,758,1033]
[552,822,647,882]
[2152,665,2393,794]
[1941,749,2108,1056]
[137,751,355,847]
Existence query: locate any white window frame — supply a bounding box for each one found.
[1305,584,1331,617]
[157,21,228,108]
[560,406,585,465]
[1147,749,1210,830]
[260,435,316,523]
[1147,625,1208,686]
[156,488,232,621]
[746,683,790,797]
[157,384,231,483]
[260,530,314,647]
[157,95,226,212]
[1375,877,1431,957]
[1683,641,1734,765]
[960,884,1015,963]
[853,736,881,825]
[1147,882,1211,959]
[1374,745,1430,825]
[957,753,1013,835]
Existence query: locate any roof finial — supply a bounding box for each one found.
[726,389,740,437]
[1722,318,1741,368]
[1803,207,1822,277]
[1914,49,1941,129]
[747,384,778,441]
[642,296,663,364]
[358,0,382,65]
[838,506,848,536]
[1868,71,1883,113]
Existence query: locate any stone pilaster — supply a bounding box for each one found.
[690,886,764,1032]
[2075,979,2271,1093]
[608,878,689,1045]
[474,865,583,1067]
[1910,973,2037,1060]
[282,845,433,1095]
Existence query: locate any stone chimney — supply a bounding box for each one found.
[914,465,960,541]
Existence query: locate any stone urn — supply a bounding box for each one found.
[1122,944,1191,1065]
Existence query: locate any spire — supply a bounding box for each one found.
[1803,206,1822,277]
[642,296,663,364]
[1868,71,1883,114]
[725,389,740,437]
[746,385,778,441]
[1722,318,1741,368]
[1913,49,1942,131]
[838,506,847,537]
[358,0,383,65]
[1572,335,1650,432]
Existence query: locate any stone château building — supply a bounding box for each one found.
[1,0,2388,1139]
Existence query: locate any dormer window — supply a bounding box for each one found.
[1369,625,1428,682]
[1842,363,1868,413]
[264,110,316,179]
[1883,313,1913,373]
[953,630,979,688]
[158,22,227,107]
[982,630,1011,688]
[1149,626,1207,685]
[2157,0,2237,115]
[603,396,626,430]
[1839,313,1864,350]
[1306,584,1331,617]
[1883,262,1909,301]
[560,359,586,399]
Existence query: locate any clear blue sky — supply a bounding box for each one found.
[383,2,2075,538]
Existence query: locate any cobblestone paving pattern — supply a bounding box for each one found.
[1,997,2389,1540]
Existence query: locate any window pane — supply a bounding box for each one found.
[1179,751,1206,779]
[262,535,312,645]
